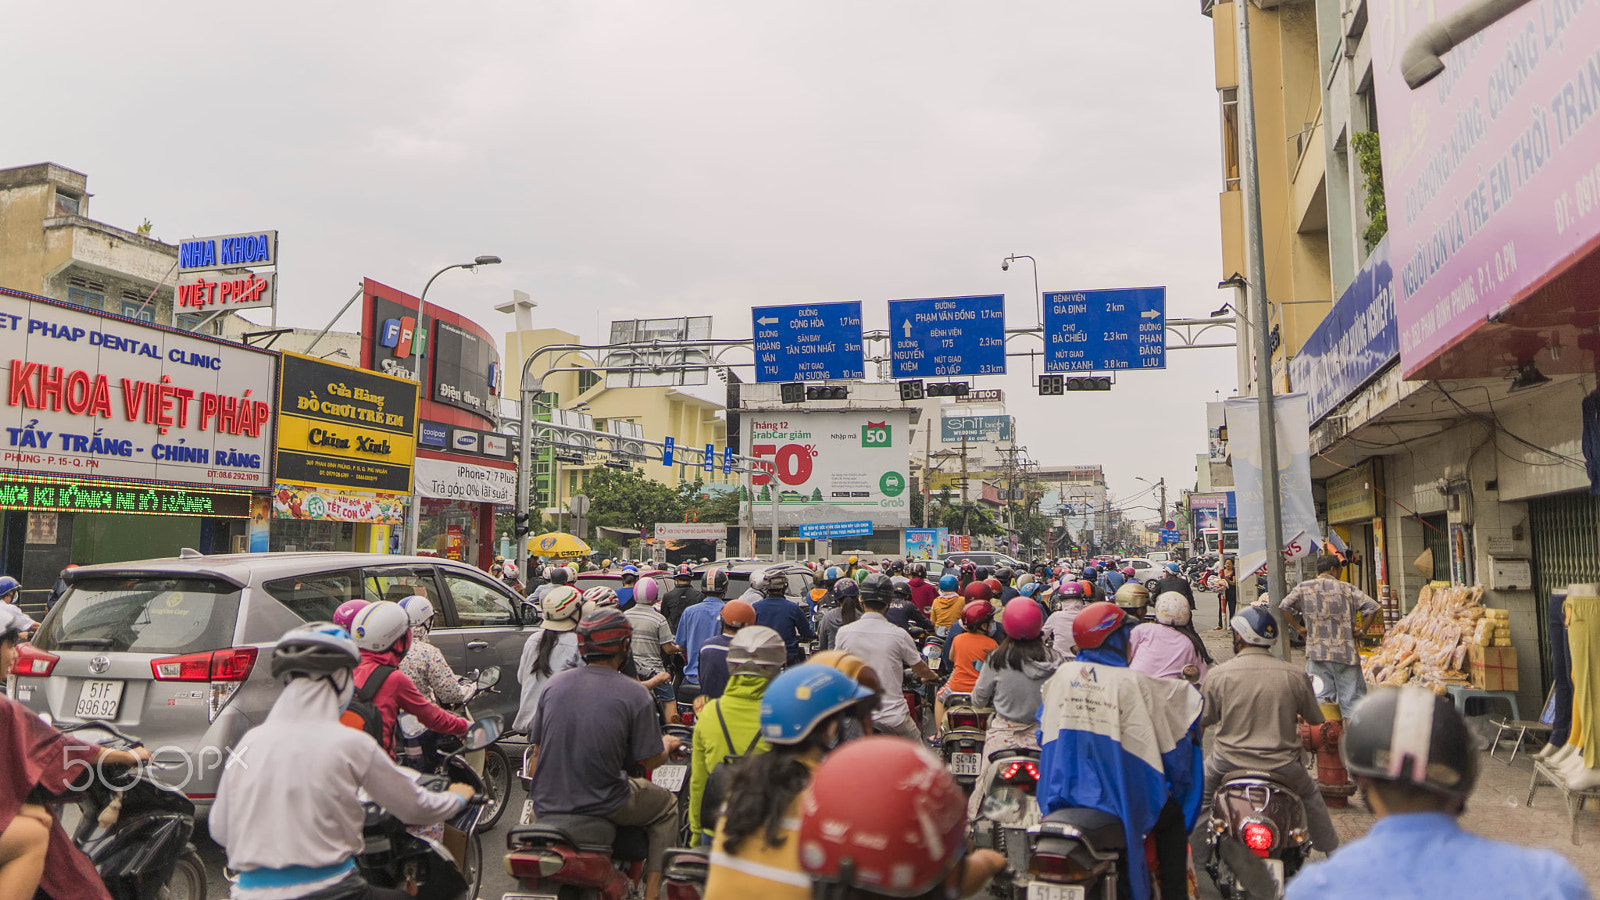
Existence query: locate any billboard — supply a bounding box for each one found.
[360,278,501,426]
[412,457,517,504]
[1289,239,1397,423]
[1370,2,1600,377]
[744,409,911,528]
[940,414,1013,443]
[0,288,278,489]
[277,353,418,493]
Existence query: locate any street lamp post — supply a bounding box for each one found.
[403,255,502,556]
[1002,254,1042,327]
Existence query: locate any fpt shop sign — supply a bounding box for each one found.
[0,289,277,489]
[743,409,910,528]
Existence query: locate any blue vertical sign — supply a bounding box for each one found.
[703,443,715,473]
[662,436,675,466]
[1043,287,1166,371]
[888,294,1007,378]
[752,301,865,382]
[723,447,735,475]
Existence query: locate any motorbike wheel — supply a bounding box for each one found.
[157,846,207,900]
[462,832,485,899]
[677,783,695,846]
[475,744,513,832]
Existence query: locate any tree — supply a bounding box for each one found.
[578,467,685,535]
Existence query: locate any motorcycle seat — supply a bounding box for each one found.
[1221,768,1294,789]
[511,814,617,852]
[1042,807,1126,851]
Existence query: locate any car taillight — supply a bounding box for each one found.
[152,647,258,682]
[1000,760,1040,784]
[152,647,257,722]
[1030,851,1095,885]
[11,643,58,677]
[1241,820,1275,857]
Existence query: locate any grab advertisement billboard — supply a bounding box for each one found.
[743,409,911,528]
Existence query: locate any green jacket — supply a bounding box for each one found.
[688,674,770,839]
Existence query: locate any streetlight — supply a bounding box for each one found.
[1002,254,1042,327]
[1135,476,1167,522]
[403,255,502,556]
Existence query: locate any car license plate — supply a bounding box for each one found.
[1264,858,1285,897]
[75,680,124,720]
[652,764,687,792]
[950,752,981,777]
[519,799,535,826]
[1027,884,1085,900]
[500,894,561,900]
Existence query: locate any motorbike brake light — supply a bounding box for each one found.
[11,643,59,677]
[152,647,258,682]
[665,883,704,900]
[1000,760,1040,784]
[1030,851,1094,884]
[948,711,982,729]
[505,849,566,879]
[1241,821,1275,857]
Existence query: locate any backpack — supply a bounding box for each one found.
[698,702,764,837]
[339,665,396,745]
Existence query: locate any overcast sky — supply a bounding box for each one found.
[5,1,1232,517]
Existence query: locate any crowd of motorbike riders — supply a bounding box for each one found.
[1,551,1589,900]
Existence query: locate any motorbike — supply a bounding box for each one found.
[661,847,710,900]
[1202,769,1312,900]
[509,727,694,899]
[675,678,700,727]
[358,715,497,900]
[969,747,1043,859]
[902,671,935,740]
[401,666,511,832]
[40,720,206,900]
[938,693,989,792]
[920,630,946,676]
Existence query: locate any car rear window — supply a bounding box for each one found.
[34,577,241,655]
[264,569,363,622]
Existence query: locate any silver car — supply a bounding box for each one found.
[10,552,530,815]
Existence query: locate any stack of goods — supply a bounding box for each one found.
[1468,607,1517,691]
[1361,584,1486,694]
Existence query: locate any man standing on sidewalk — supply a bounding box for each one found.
[1279,554,1379,715]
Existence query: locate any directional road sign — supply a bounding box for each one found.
[888,294,1006,378]
[752,301,865,383]
[1042,287,1166,372]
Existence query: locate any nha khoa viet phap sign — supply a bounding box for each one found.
[176,230,278,314]
[0,288,278,489]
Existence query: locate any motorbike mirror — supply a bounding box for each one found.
[464,714,503,751]
[475,666,501,689]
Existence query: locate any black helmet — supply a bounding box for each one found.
[763,569,790,596]
[910,563,927,578]
[891,580,912,600]
[975,566,992,581]
[576,607,634,660]
[707,568,729,596]
[1342,686,1479,806]
[859,572,893,603]
[548,567,569,585]
[995,566,1013,584]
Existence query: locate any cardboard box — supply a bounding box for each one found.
[1469,644,1518,691]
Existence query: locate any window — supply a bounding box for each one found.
[578,369,601,393]
[120,300,155,323]
[440,570,516,627]
[54,191,80,216]
[35,577,241,655]
[67,287,103,310]
[1220,87,1241,191]
[264,570,363,622]
[363,566,444,623]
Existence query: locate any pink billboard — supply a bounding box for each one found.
[1370,0,1600,378]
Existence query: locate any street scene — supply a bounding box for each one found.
[2,1,1600,898]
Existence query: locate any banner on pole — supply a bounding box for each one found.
[1223,394,1319,576]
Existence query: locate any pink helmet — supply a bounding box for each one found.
[1001,597,1044,641]
[1121,566,1135,578]
[634,576,661,607]
[332,599,370,632]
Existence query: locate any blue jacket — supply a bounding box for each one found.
[675,598,726,680]
[1286,812,1588,900]
[752,595,814,659]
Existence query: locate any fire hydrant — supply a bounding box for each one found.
[1299,702,1357,808]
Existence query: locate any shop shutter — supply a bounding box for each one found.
[1420,513,1450,582]
[1528,492,1600,691]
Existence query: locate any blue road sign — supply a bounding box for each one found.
[722,447,734,475]
[752,301,865,383]
[1042,287,1166,372]
[662,436,674,466]
[888,294,1006,378]
[1160,529,1181,544]
[703,443,715,472]
[798,520,875,539]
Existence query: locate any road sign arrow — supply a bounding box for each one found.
[902,320,913,338]
[1140,309,1160,320]
[756,316,778,326]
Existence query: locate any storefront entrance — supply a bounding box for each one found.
[1529,492,1600,691]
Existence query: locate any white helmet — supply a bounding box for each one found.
[399,595,435,629]
[1154,592,1191,626]
[349,601,411,652]
[727,625,786,679]
[502,561,519,578]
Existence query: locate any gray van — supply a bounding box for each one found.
[10,552,530,814]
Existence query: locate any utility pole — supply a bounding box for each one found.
[1237,0,1290,656]
[960,436,970,537]
[923,427,932,528]
[1158,478,1167,524]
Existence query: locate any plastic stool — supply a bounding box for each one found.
[1444,685,1520,720]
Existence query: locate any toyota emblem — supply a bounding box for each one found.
[88,656,111,675]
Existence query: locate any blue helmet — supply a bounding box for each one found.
[621,564,639,574]
[1020,582,1040,597]
[1165,562,1181,574]
[824,566,843,582]
[1082,566,1099,579]
[1231,606,1279,646]
[0,575,19,596]
[938,574,959,592]
[761,664,873,745]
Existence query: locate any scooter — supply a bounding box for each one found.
[509,730,694,900]
[401,666,511,832]
[1202,769,1312,899]
[938,693,989,792]
[358,716,497,900]
[662,847,710,900]
[969,748,1043,860]
[675,678,700,727]
[41,720,206,900]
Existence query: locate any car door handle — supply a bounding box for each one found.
[466,640,490,650]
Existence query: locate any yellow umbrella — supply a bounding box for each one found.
[527,532,592,559]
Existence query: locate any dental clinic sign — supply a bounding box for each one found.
[176,230,278,313]
[0,288,278,489]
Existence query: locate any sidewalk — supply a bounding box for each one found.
[1191,592,1600,886]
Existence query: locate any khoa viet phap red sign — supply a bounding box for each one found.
[0,289,278,489]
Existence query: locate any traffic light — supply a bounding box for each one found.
[513,511,532,537]
[1038,375,1064,396]
[1067,377,1112,391]
[899,380,925,401]
[806,384,849,401]
[780,382,806,403]
[925,382,969,397]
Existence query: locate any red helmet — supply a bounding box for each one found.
[798,737,966,897]
[983,577,1004,594]
[962,582,993,602]
[1121,566,1136,578]
[1072,601,1127,650]
[720,599,757,629]
[1001,597,1044,641]
[960,600,994,630]
[576,607,633,659]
